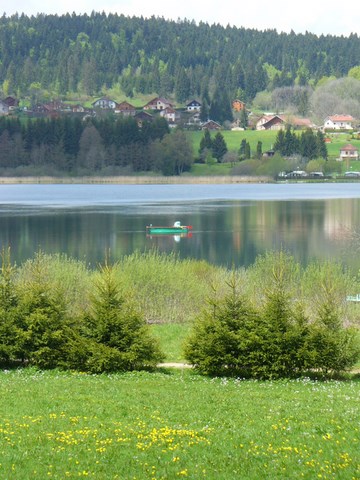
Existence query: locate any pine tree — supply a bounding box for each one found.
[212,132,228,162]
[316,130,328,159]
[274,129,286,155]
[199,129,212,153]
[83,261,164,372]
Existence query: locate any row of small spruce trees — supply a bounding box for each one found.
[0,248,359,378]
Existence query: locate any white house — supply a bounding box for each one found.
[186,100,201,112]
[324,114,354,130]
[92,97,117,109]
[339,143,359,161]
[143,97,173,111]
[159,107,178,123]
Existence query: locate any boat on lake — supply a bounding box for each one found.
[146,221,192,235]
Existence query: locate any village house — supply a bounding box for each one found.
[256,114,285,130]
[186,100,201,112]
[2,96,19,110]
[92,97,117,109]
[71,104,86,113]
[339,143,359,162]
[256,114,314,131]
[134,111,153,127]
[159,106,179,124]
[143,97,173,111]
[115,101,136,116]
[201,120,221,130]
[232,99,246,112]
[324,114,354,130]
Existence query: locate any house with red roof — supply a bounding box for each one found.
[339,144,359,161]
[324,114,354,130]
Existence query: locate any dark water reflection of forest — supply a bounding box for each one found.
[0,183,360,269]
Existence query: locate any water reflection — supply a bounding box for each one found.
[0,197,359,270]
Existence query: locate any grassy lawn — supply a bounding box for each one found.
[189,130,360,159]
[189,130,279,155]
[0,369,359,479]
[151,323,192,362]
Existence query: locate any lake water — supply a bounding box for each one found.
[1,183,360,269]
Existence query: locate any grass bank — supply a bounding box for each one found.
[0,369,359,480]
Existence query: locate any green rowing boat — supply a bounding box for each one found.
[146,221,192,235]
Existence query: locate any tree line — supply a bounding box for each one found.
[0,249,359,377]
[1,12,360,105]
[0,115,194,175]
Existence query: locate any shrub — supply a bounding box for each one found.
[184,252,360,378]
[184,277,259,376]
[80,261,164,372]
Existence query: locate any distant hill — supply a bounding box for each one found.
[0,13,360,102]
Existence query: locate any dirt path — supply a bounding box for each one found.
[158,363,192,369]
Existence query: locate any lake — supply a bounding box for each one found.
[1,182,360,269]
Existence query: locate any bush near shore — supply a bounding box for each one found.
[0,249,359,377]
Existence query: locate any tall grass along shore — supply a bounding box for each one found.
[0,175,271,184]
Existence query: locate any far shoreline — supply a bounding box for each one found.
[0,175,273,185]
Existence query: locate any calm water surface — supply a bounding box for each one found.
[0,183,360,269]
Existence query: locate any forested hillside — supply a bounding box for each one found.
[1,12,360,104]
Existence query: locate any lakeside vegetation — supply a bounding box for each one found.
[1,249,359,374]
[1,115,360,179]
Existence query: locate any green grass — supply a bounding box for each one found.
[151,323,192,362]
[0,369,359,479]
[189,129,360,158]
[189,130,278,155]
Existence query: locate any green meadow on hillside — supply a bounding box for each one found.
[189,130,360,169]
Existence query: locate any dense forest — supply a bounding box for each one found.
[0,115,197,175]
[1,12,360,105]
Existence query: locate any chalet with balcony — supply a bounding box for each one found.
[324,114,354,130]
[186,100,201,112]
[115,101,136,116]
[201,120,221,130]
[2,96,19,110]
[256,115,285,130]
[143,97,173,111]
[92,97,117,109]
[159,106,179,124]
[339,144,359,161]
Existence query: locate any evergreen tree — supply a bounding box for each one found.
[199,129,212,153]
[0,248,19,363]
[239,108,248,129]
[209,88,233,124]
[283,126,296,156]
[175,67,190,103]
[82,261,164,372]
[274,129,286,155]
[244,141,251,159]
[239,138,247,157]
[316,130,328,159]
[212,132,228,162]
[300,128,318,159]
[256,141,263,159]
